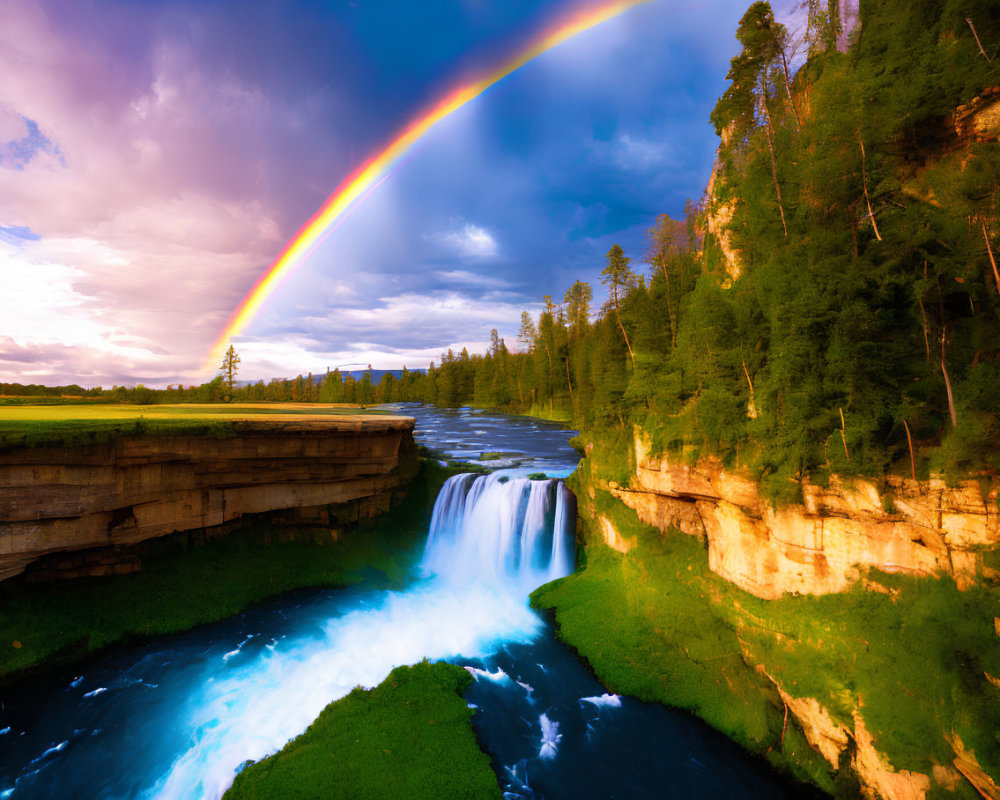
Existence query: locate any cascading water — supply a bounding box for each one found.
[422,473,575,592]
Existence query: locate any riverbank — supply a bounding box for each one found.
[0,460,449,684]
[531,445,1000,798]
[224,661,501,800]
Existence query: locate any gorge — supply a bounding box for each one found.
[0,406,816,799]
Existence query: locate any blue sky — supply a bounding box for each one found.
[0,0,801,386]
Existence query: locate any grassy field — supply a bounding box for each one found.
[0,460,449,682]
[532,459,1000,796]
[0,403,396,449]
[224,661,501,800]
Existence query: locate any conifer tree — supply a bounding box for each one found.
[601,244,636,366]
[219,344,240,401]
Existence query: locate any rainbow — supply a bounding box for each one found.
[205,0,648,369]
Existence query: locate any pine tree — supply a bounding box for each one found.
[601,245,637,366]
[219,344,240,401]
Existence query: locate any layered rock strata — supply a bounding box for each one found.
[611,434,999,599]
[0,416,418,583]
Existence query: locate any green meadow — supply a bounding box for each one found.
[0,402,393,450]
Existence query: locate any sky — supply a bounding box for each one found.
[0,0,803,388]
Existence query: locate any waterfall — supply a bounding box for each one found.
[422,473,576,592]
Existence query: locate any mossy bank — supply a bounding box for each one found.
[532,445,1000,798]
[224,661,500,800]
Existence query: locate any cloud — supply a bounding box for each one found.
[234,288,538,378]
[433,223,498,258]
[434,269,510,289]
[0,1,296,384]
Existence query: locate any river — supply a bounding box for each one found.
[0,404,813,799]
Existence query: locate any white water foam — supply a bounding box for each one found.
[538,713,562,760]
[580,693,621,708]
[141,472,575,800]
[465,666,510,683]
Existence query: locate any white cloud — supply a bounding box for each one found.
[590,132,675,172]
[233,289,539,378]
[434,269,510,289]
[434,223,498,258]
[0,2,288,385]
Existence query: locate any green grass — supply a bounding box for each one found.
[0,403,397,450]
[532,472,1000,795]
[478,452,518,461]
[224,661,501,800]
[0,460,450,682]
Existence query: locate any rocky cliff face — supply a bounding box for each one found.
[609,433,999,600]
[0,417,418,582]
[573,440,1000,800]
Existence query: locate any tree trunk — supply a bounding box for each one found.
[937,276,958,428]
[761,90,788,238]
[661,257,677,351]
[741,357,758,419]
[839,407,850,461]
[859,132,883,241]
[903,419,917,482]
[780,48,803,129]
[613,286,636,366]
[966,18,995,62]
[982,221,1000,298]
[564,356,574,402]
[941,352,957,428]
[918,298,932,366]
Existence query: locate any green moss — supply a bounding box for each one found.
[0,460,450,683]
[534,469,1000,793]
[224,661,501,800]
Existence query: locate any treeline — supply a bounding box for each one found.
[386,0,1000,496]
[1,383,104,399]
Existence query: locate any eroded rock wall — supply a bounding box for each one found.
[0,417,418,582]
[610,433,999,599]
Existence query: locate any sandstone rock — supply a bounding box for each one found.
[852,712,931,800]
[598,514,633,554]
[0,418,417,582]
[949,734,1000,800]
[775,688,849,768]
[705,164,744,281]
[625,432,999,598]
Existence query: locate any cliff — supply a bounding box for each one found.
[608,433,1000,600]
[550,435,1000,800]
[0,416,418,583]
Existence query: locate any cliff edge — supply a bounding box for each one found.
[0,415,418,582]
